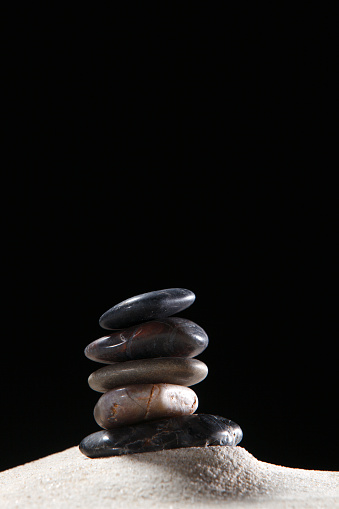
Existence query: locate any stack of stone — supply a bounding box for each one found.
[80,288,242,458]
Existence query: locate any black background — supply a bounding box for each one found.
[2,5,337,472]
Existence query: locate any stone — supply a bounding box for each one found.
[99,288,195,330]
[93,383,198,429]
[79,414,243,457]
[88,358,208,393]
[85,317,208,363]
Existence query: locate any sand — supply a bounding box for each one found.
[0,445,338,508]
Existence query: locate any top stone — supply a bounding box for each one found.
[99,288,196,330]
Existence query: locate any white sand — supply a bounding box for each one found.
[0,446,338,508]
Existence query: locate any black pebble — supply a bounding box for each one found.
[99,288,196,330]
[79,414,243,458]
[85,317,208,363]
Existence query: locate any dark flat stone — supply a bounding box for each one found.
[99,288,195,330]
[88,357,208,393]
[79,414,243,458]
[85,317,208,363]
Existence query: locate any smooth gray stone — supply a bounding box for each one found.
[93,383,198,429]
[85,317,208,363]
[88,357,208,393]
[99,288,195,330]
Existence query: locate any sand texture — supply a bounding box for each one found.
[0,445,338,508]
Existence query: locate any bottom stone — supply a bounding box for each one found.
[79,414,243,458]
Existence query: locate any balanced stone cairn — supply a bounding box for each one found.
[80,288,243,457]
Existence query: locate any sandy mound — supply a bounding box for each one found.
[0,446,338,508]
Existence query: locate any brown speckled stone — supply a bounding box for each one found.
[93,383,198,429]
